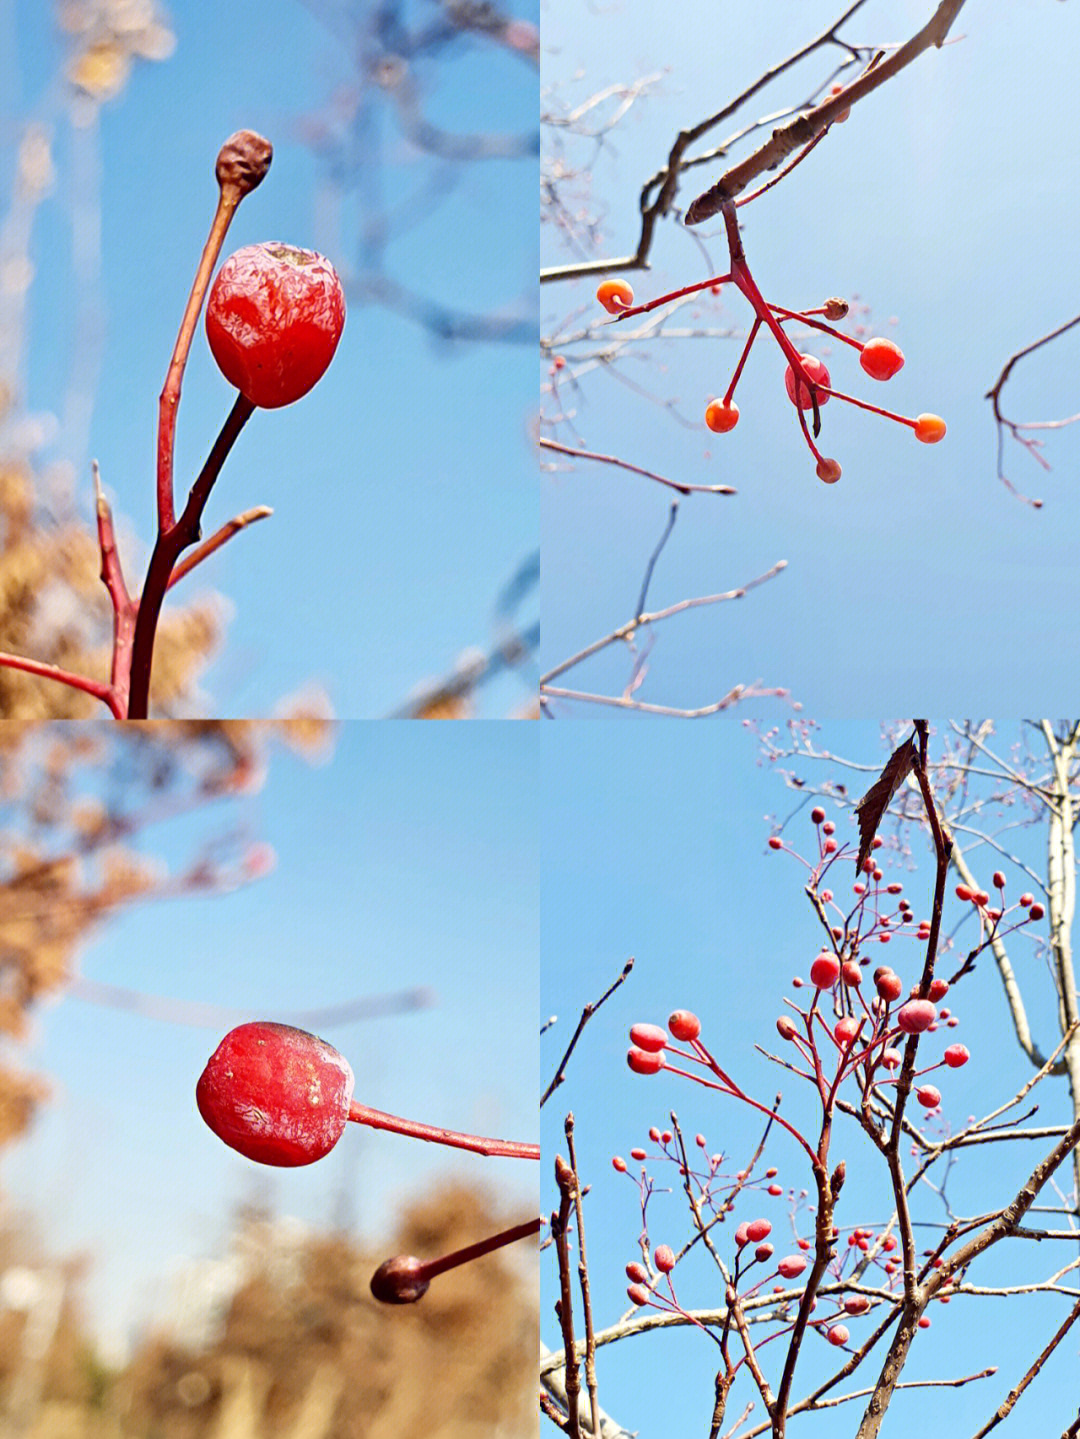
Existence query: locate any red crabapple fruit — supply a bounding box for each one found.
[784,354,831,409]
[778,1255,807,1279]
[916,1085,942,1108]
[827,1324,850,1346]
[914,413,947,443]
[705,399,740,433]
[810,952,841,988]
[629,1023,668,1052]
[896,999,937,1034]
[206,244,345,409]
[668,1010,702,1041]
[859,338,905,381]
[596,278,634,314]
[196,1021,354,1167]
[943,1044,970,1067]
[654,1245,676,1273]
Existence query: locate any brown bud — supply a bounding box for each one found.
[831,1159,846,1199]
[823,297,849,320]
[369,1254,430,1305]
[216,131,273,197]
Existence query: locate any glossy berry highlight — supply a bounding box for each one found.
[705,398,740,433]
[206,243,345,409]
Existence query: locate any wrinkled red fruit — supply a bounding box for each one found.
[206,243,345,408]
[196,1021,354,1166]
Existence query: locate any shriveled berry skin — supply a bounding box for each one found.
[196,1021,354,1166]
[206,244,345,408]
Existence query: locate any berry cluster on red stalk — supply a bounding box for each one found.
[0,131,345,718]
[197,1021,540,1304]
[596,198,945,484]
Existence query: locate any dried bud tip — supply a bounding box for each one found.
[216,131,273,197]
[823,297,849,320]
[370,1255,430,1305]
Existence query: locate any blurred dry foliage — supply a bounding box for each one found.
[0,717,333,1147]
[0,1183,536,1439]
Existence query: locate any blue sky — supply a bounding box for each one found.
[541,720,1078,1436]
[4,0,537,716]
[3,722,538,1360]
[541,0,1080,716]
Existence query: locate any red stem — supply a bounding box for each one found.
[421,1216,541,1279]
[347,1099,539,1159]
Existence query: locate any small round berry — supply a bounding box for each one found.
[880,1047,902,1070]
[612,1155,627,1172]
[896,999,937,1034]
[768,835,783,850]
[648,1126,661,1142]
[630,1148,646,1161]
[810,952,841,989]
[626,1261,648,1282]
[627,1284,650,1306]
[746,1218,772,1244]
[552,355,565,370]
[596,278,634,314]
[767,1183,783,1197]
[918,1316,931,1329]
[834,1016,860,1047]
[735,1222,751,1248]
[842,961,863,986]
[627,1047,665,1075]
[993,871,1007,889]
[811,806,826,824]
[668,1010,702,1042]
[881,1236,897,1253]
[927,978,949,1001]
[755,1242,775,1263]
[1028,903,1045,920]
[629,1023,668,1052]
[705,398,740,433]
[785,354,831,409]
[827,1324,850,1346]
[875,971,903,1003]
[943,1044,970,1068]
[1019,892,1035,908]
[914,413,946,443]
[816,457,842,484]
[777,1016,799,1041]
[654,1245,676,1273]
[859,338,905,381]
[916,1084,941,1108]
[778,1255,807,1279]
[843,1295,871,1315]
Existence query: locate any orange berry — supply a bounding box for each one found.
[859,338,905,381]
[914,413,947,444]
[596,278,634,314]
[553,355,565,370]
[705,398,740,433]
[784,354,831,409]
[816,457,842,484]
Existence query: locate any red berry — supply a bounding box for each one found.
[810,952,841,988]
[914,413,946,444]
[552,355,565,370]
[668,1010,702,1042]
[927,978,949,1001]
[661,1130,673,1144]
[918,1316,931,1329]
[896,999,937,1034]
[767,1183,783,1197]
[955,885,972,901]
[746,1218,772,1244]
[596,278,634,313]
[916,1084,941,1108]
[612,1156,628,1172]
[816,457,842,484]
[785,354,831,409]
[992,871,1006,889]
[1019,892,1035,907]
[1028,903,1045,920]
[196,1021,354,1167]
[768,835,783,850]
[881,1047,902,1070]
[797,1238,811,1251]
[765,1167,778,1178]
[735,1222,751,1248]
[630,1148,647,1161]
[827,1324,849,1346]
[859,338,905,381]
[777,1016,799,1041]
[654,1244,676,1273]
[649,1127,661,1142]
[778,1255,807,1278]
[881,1236,897,1253]
[627,1047,665,1074]
[755,1242,775,1262]
[834,1016,860,1047]
[630,1023,668,1053]
[943,1044,970,1067]
[843,1295,871,1315]
[626,1261,648,1282]
[875,971,903,1003]
[206,244,345,409]
[822,821,835,835]
[705,398,740,433]
[842,961,863,986]
[627,1284,650,1306]
[811,806,826,824]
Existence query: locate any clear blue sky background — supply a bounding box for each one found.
[541,720,1077,1436]
[4,722,537,1361]
[542,0,1080,716]
[5,0,537,716]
